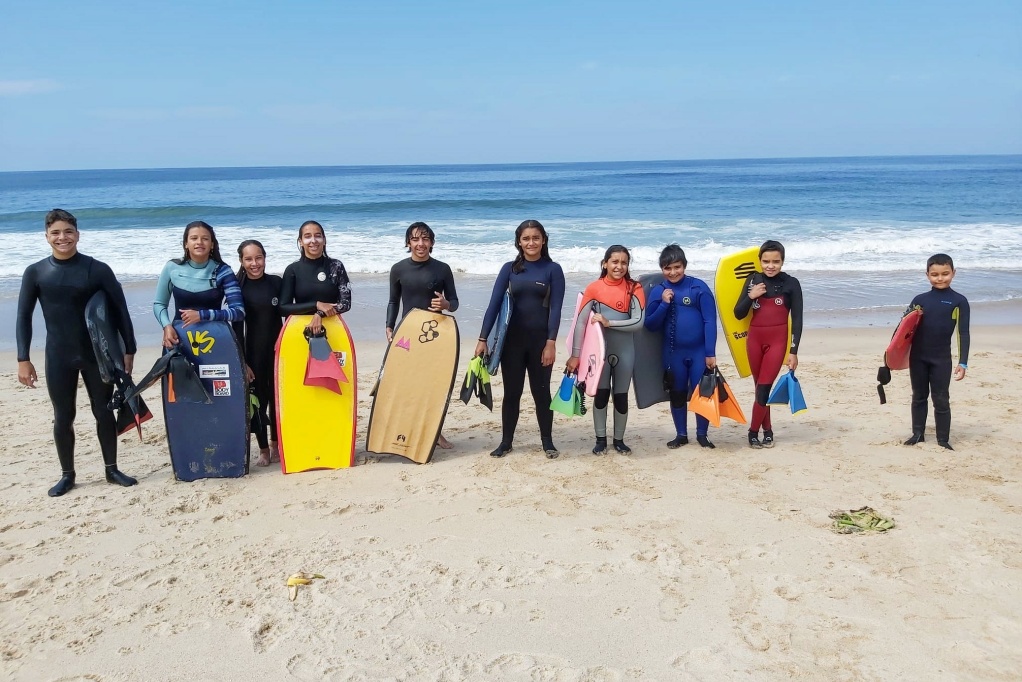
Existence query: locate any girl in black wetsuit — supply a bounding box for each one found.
[278,220,352,329]
[232,240,284,467]
[475,220,566,459]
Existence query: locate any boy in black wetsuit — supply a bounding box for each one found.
[904,253,970,450]
[16,209,139,497]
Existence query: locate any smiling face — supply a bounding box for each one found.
[927,262,955,290]
[185,226,213,263]
[240,244,266,279]
[299,223,325,259]
[603,251,630,281]
[518,227,546,261]
[45,220,80,260]
[662,260,685,284]
[760,250,783,277]
[408,228,434,262]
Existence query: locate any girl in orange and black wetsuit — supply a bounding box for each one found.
[734,240,803,449]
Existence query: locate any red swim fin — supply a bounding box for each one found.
[305,330,347,394]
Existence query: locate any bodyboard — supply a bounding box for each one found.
[366,309,460,464]
[275,315,357,473]
[632,273,670,408]
[714,247,791,378]
[566,292,606,398]
[163,320,248,481]
[484,289,513,375]
[884,309,922,371]
[84,290,126,384]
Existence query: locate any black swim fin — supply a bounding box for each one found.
[166,353,212,404]
[116,392,153,439]
[304,329,347,394]
[124,350,178,401]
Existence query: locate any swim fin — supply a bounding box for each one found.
[688,369,722,427]
[459,357,493,411]
[767,370,808,415]
[304,328,347,394]
[714,368,747,424]
[115,392,153,438]
[166,352,213,404]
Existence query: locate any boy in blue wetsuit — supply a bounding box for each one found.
[644,244,718,448]
[904,253,970,450]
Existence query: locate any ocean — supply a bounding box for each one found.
[3,156,1021,348]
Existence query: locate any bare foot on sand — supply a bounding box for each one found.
[437,434,454,449]
[256,448,271,467]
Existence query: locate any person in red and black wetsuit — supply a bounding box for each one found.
[733,240,803,449]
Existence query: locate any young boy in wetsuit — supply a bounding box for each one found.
[16,209,140,497]
[643,244,718,449]
[903,253,970,450]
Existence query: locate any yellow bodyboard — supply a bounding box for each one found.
[275,315,357,473]
[714,247,791,378]
[366,309,459,464]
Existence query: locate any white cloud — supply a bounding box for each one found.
[0,79,60,96]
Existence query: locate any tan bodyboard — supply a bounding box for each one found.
[366,309,459,464]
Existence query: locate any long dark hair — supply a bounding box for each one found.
[600,244,638,292]
[511,219,551,274]
[297,220,331,260]
[236,239,266,286]
[173,221,224,265]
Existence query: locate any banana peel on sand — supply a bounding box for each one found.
[829,506,895,534]
[287,572,325,601]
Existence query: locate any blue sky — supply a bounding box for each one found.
[1,0,1019,171]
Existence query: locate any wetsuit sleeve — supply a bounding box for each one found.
[441,263,459,314]
[278,263,315,316]
[788,276,803,355]
[547,262,565,341]
[16,265,39,362]
[479,262,513,339]
[232,281,247,362]
[604,292,645,332]
[570,300,596,356]
[734,273,757,320]
[698,281,717,358]
[329,259,351,315]
[643,284,668,331]
[200,264,245,323]
[386,263,402,330]
[98,263,138,355]
[153,261,175,327]
[955,296,970,366]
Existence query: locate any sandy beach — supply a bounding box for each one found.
[2,319,1020,681]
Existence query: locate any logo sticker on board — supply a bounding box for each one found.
[734,262,757,280]
[334,351,347,367]
[212,380,231,397]
[186,330,215,354]
[419,320,439,343]
[396,337,411,350]
[199,364,229,378]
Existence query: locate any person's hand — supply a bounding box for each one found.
[749,282,767,300]
[18,360,37,388]
[124,354,135,375]
[565,356,580,374]
[385,327,394,343]
[429,291,450,312]
[162,324,180,349]
[179,309,201,326]
[786,353,798,371]
[541,340,557,367]
[245,364,255,383]
[954,364,967,381]
[661,289,674,304]
[705,356,717,369]
[474,340,487,358]
[592,313,610,328]
[316,302,337,317]
[307,315,324,335]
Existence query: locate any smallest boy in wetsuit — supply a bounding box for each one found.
[903,253,970,450]
[16,209,139,497]
[644,244,718,449]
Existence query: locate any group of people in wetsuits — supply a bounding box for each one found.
[17,209,970,497]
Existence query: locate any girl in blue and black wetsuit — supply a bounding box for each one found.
[475,220,566,459]
[232,240,283,467]
[154,221,245,350]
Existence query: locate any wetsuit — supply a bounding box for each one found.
[386,257,459,330]
[279,255,352,316]
[232,274,284,449]
[571,277,645,444]
[479,258,566,447]
[154,259,246,326]
[644,275,717,437]
[17,253,138,482]
[734,272,803,436]
[907,287,970,443]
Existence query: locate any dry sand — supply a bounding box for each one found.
[2,325,1021,681]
